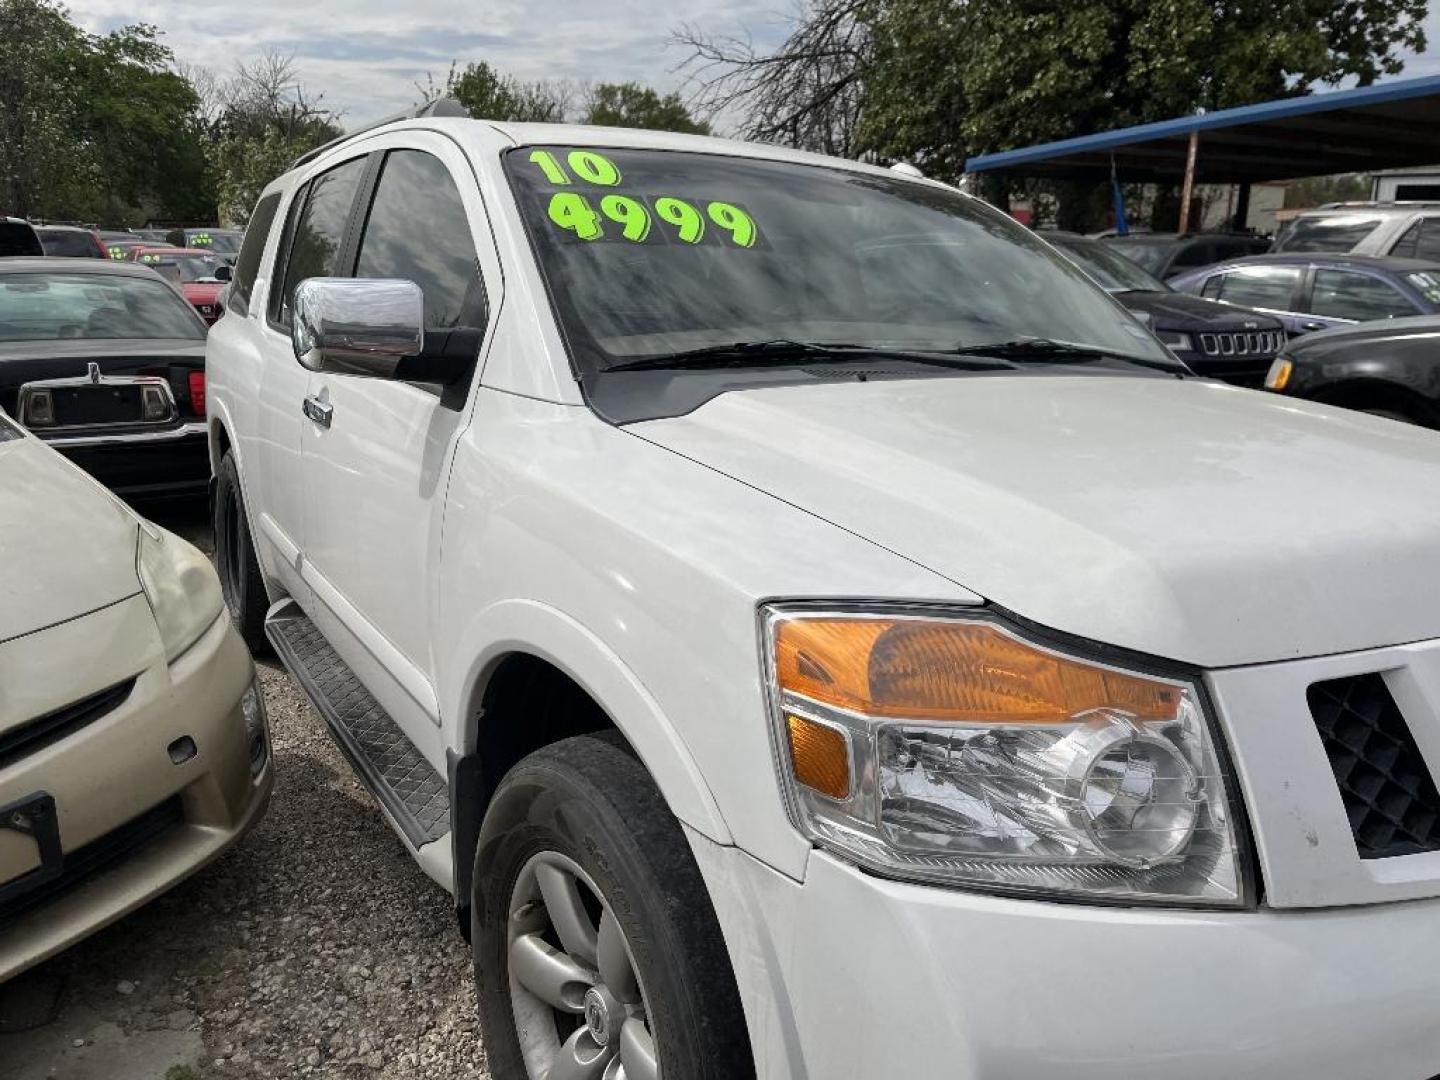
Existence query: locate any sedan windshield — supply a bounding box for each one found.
[0,274,204,341]
[1049,236,1169,293]
[505,148,1172,373]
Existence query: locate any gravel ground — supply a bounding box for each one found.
[0,501,490,1080]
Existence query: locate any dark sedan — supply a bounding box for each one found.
[1046,232,1286,386]
[1265,315,1440,428]
[1168,253,1440,335]
[0,258,210,498]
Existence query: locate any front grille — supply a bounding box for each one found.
[0,797,183,924]
[1307,674,1440,859]
[1199,330,1285,358]
[0,679,135,772]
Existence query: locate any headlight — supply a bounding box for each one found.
[136,524,224,661]
[762,606,1249,906]
[1265,355,1294,391]
[1153,330,1194,351]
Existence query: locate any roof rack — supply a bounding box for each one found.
[293,97,470,168]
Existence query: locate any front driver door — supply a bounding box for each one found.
[299,134,496,752]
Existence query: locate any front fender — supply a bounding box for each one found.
[446,597,733,845]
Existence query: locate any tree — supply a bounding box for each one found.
[443,61,571,122]
[206,52,343,225]
[583,82,711,134]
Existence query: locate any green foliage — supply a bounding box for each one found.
[1285,172,1372,208]
[445,61,569,122]
[584,82,711,134]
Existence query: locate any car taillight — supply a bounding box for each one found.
[188,370,206,416]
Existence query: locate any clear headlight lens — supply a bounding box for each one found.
[763,607,1249,906]
[1154,330,1194,351]
[136,524,224,661]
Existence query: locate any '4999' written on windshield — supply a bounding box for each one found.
[528,149,761,248]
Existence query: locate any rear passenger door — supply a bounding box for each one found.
[299,133,496,753]
[1303,268,1423,327]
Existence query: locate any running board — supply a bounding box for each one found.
[265,601,450,850]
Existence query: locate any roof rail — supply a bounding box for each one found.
[292,97,470,169]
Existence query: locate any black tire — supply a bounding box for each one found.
[212,450,269,653]
[474,734,753,1080]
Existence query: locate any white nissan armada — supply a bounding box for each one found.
[206,100,1440,1080]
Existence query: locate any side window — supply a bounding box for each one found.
[1170,243,1214,270]
[1200,274,1223,299]
[355,150,487,331]
[270,156,368,328]
[227,192,281,316]
[1392,221,1422,259]
[1310,270,1419,321]
[1214,265,1301,309]
[1416,219,1440,262]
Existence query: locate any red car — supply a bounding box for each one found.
[130,246,227,324]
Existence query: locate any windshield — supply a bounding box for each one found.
[0,273,204,341]
[139,252,222,282]
[1049,237,1168,292]
[506,147,1169,372]
[1273,215,1383,253]
[1407,270,1440,305]
[188,230,241,255]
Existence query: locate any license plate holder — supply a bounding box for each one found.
[0,793,62,906]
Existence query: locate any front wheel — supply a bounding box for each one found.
[212,450,269,653]
[473,735,753,1080]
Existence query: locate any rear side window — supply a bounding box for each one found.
[355,150,486,331]
[271,156,368,327]
[229,192,281,316]
[1274,216,1383,253]
[1169,243,1214,270]
[1310,270,1418,321]
[0,222,42,257]
[1213,265,1301,309]
[38,229,99,257]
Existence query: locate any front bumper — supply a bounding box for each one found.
[43,420,210,499]
[0,599,271,981]
[694,836,1440,1080]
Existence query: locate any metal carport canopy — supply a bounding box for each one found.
[963,75,1440,184]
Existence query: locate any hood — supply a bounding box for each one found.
[1288,314,1440,355]
[634,374,1440,668]
[0,430,141,642]
[1116,291,1282,332]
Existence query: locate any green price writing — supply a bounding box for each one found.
[529,149,622,187]
[545,193,758,248]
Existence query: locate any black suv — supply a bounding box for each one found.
[1048,232,1285,387]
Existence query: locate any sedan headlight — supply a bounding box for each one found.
[1153,329,1194,352]
[136,524,224,661]
[762,606,1249,906]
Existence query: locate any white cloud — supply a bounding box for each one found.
[66,0,790,126]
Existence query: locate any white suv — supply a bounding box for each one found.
[206,103,1440,1080]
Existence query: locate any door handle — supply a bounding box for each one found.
[302,395,333,428]
[1299,321,1327,332]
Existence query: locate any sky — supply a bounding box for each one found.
[62,1,1440,131]
[64,0,791,127]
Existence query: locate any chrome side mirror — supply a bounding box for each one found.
[291,278,423,378]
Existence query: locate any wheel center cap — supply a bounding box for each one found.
[583,987,614,1046]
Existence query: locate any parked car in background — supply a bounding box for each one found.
[34,225,108,260]
[0,219,43,258]
[1265,314,1440,428]
[0,258,211,498]
[0,415,270,982]
[1273,203,1440,257]
[132,246,228,324]
[209,111,1440,1079]
[165,227,242,262]
[1047,231,1285,386]
[1169,253,1440,334]
[1102,232,1272,280]
[100,233,147,261]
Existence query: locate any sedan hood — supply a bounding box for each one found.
[0,430,140,642]
[635,374,1440,667]
[1117,291,1282,332]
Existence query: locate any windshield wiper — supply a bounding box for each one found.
[944,337,1183,375]
[606,339,1014,373]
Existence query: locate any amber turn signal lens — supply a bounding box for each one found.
[1266,357,1293,391]
[775,617,1179,724]
[786,713,850,799]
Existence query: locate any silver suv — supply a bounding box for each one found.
[1274,202,1440,257]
